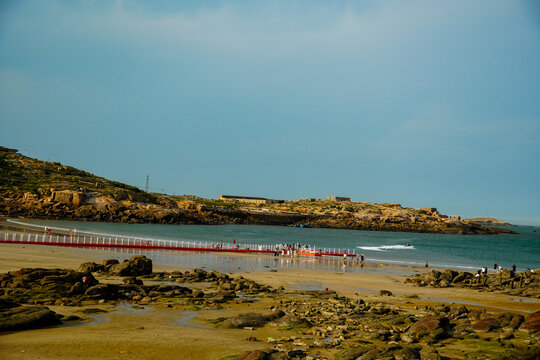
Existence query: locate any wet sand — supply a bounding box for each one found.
[0,243,539,360]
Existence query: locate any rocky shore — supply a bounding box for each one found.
[406,269,540,299]
[0,149,516,235]
[1,255,539,359]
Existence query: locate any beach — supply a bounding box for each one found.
[1,242,539,359]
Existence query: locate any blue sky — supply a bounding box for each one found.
[1,0,539,225]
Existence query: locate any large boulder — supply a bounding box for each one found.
[0,305,61,331]
[406,316,449,341]
[51,190,85,207]
[77,262,102,274]
[108,256,152,276]
[222,311,285,328]
[472,317,500,331]
[84,284,119,300]
[520,313,540,333]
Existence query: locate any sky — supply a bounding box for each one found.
[1,0,539,225]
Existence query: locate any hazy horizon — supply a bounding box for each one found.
[1,1,539,226]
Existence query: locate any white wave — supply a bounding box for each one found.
[356,244,415,251]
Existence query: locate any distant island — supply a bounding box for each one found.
[0,147,516,235]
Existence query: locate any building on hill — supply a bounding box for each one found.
[327,196,351,202]
[418,207,438,214]
[219,195,284,204]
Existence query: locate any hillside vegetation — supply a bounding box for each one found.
[0,147,516,235]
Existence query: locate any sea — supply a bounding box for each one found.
[3,219,539,274]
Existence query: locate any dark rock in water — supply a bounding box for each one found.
[109,255,152,276]
[222,311,285,328]
[0,305,61,331]
[379,290,393,296]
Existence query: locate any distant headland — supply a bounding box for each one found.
[0,147,516,235]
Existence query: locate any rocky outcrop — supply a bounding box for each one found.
[51,190,85,207]
[0,149,519,235]
[0,305,61,331]
[109,255,152,276]
[406,269,540,298]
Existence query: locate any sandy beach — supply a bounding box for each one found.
[0,243,539,360]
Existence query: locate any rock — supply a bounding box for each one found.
[233,350,271,360]
[406,316,449,341]
[109,256,152,276]
[102,259,119,270]
[0,297,20,310]
[155,285,177,292]
[400,334,416,344]
[419,346,441,360]
[359,348,380,360]
[500,269,515,279]
[67,282,86,295]
[77,262,102,274]
[520,313,540,332]
[270,313,312,328]
[337,347,373,360]
[440,269,458,282]
[379,290,393,296]
[84,284,119,300]
[51,190,85,207]
[425,270,441,283]
[507,314,524,330]
[123,277,143,285]
[191,289,204,298]
[395,347,420,360]
[0,305,61,331]
[222,311,285,328]
[472,317,500,331]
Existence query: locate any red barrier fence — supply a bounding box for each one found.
[0,232,357,257]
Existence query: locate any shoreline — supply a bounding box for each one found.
[4,217,536,272]
[0,242,537,315]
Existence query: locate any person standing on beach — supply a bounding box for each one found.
[425,260,429,268]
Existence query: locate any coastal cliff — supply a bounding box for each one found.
[0,148,516,235]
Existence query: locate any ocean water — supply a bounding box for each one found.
[6,219,540,272]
